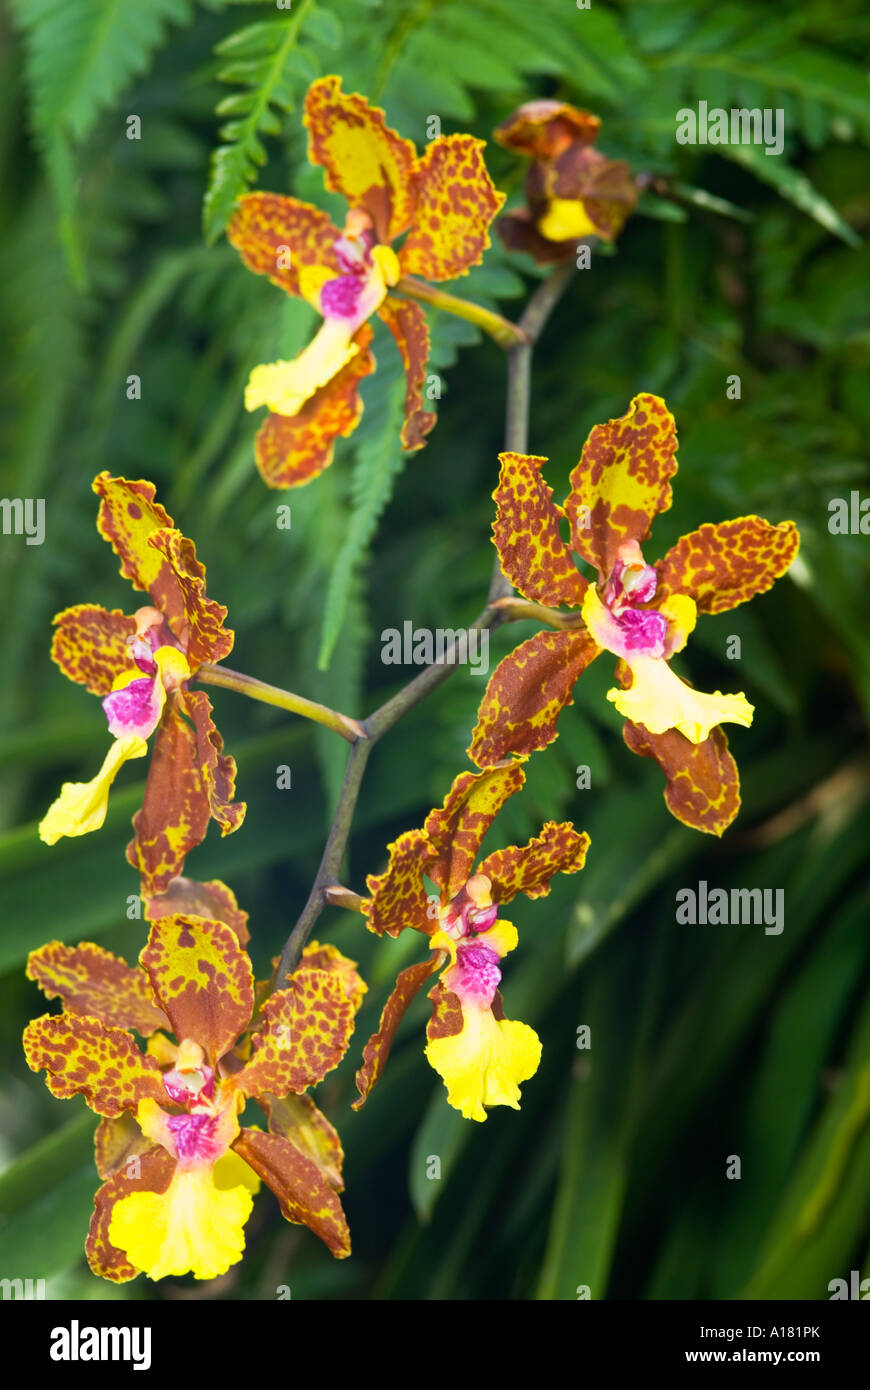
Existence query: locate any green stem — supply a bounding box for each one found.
[196,663,364,744]
[491,596,582,629]
[393,276,528,350]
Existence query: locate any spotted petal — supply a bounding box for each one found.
[140,915,254,1064]
[493,451,588,607]
[232,969,354,1098]
[147,528,234,668]
[144,876,250,946]
[296,941,367,1011]
[377,296,436,450]
[353,958,440,1109]
[232,1126,350,1259]
[23,1013,165,1117]
[657,516,799,615]
[254,324,375,488]
[87,1145,176,1282]
[127,693,244,899]
[468,628,600,768]
[260,1093,344,1191]
[478,821,590,903]
[424,763,526,900]
[305,76,417,243]
[399,134,505,281]
[623,717,741,836]
[363,828,437,938]
[495,100,601,159]
[227,193,342,298]
[565,394,678,576]
[26,941,167,1035]
[92,474,175,597]
[180,689,245,837]
[94,1112,152,1181]
[51,605,138,695]
[127,702,207,897]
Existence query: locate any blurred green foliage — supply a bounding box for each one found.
[1,0,869,1301]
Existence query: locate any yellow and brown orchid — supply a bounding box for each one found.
[495,99,637,263]
[469,394,800,835]
[39,474,244,898]
[228,75,505,488]
[354,762,589,1122]
[24,914,365,1279]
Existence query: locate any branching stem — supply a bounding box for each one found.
[273,264,576,987]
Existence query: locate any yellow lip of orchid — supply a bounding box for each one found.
[582,582,754,745]
[425,912,537,1122]
[41,644,194,848]
[537,196,599,241]
[109,1077,257,1281]
[425,1007,542,1124]
[244,320,363,417]
[607,657,755,744]
[108,1164,255,1283]
[38,734,148,845]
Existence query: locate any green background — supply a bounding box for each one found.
[1,0,869,1300]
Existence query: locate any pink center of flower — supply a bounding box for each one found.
[166,1110,223,1164]
[466,902,498,933]
[163,1064,215,1107]
[101,675,161,739]
[320,273,366,320]
[130,637,158,675]
[603,556,659,612]
[599,554,668,658]
[442,896,499,939]
[334,229,375,274]
[452,941,502,1008]
[615,606,668,656]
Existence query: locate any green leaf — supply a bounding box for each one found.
[739,987,870,1299]
[409,1092,469,1221]
[669,180,755,223]
[536,928,667,1300]
[721,145,860,247]
[0,1108,97,1280]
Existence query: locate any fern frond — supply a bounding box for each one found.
[11,0,194,144]
[10,0,197,284]
[317,365,405,670]
[203,0,341,243]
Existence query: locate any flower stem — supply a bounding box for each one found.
[491,596,583,628]
[324,885,366,912]
[272,263,576,987]
[393,276,528,350]
[195,663,364,744]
